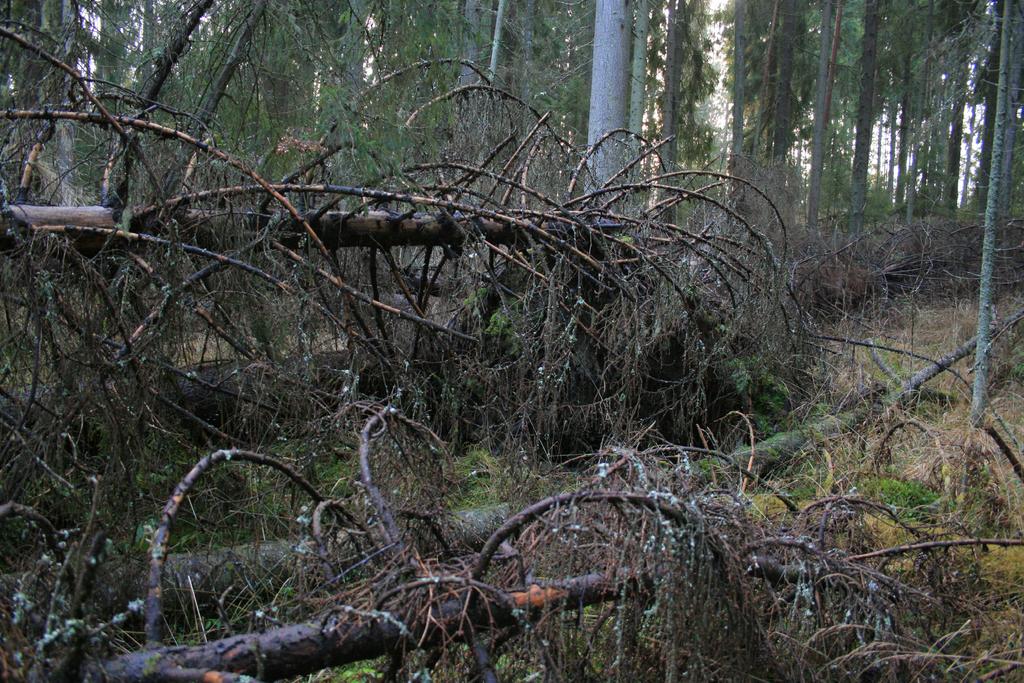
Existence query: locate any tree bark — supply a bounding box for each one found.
[962,105,977,205]
[1,205,525,252]
[976,0,1006,211]
[629,0,651,140]
[488,0,508,80]
[586,0,630,185]
[84,572,621,682]
[518,0,536,102]
[971,0,1014,426]
[848,0,879,234]
[946,84,966,210]
[997,3,1022,220]
[459,0,487,86]
[895,51,911,204]
[807,0,835,231]
[193,0,269,131]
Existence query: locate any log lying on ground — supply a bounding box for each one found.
[2,204,522,253]
[1,505,509,619]
[83,572,617,682]
[728,329,986,474]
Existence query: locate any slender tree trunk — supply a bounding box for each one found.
[459,0,487,86]
[875,113,884,189]
[896,51,911,204]
[661,0,683,170]
[752,0,780,157]
[997,6,1022,219]
[906,0,935,221]
[848,0,880,234]
[54,0,76,205]
[962,103,977,205]
[488,0,508,80]
[976,0,1006,210]
[519,0,536,102]
[807,0,834,231]
[629,0,650,139]
[946,89,966,211]
[730,0,746,163]
[193,0,269,131]
[771,0,797,163]
[822,0,844,126]
[972,0,1014,426]
[142,0,155,55]
[887,96,897,200]
[587,0,630,185]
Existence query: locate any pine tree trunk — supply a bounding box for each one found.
[586,0,630,185]
[806,0,834,231]
[848,0,879,234]
[972,0,1014,426]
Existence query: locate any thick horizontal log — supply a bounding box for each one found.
[1,505,509,618]
[2,204,521,252]
[83,572,616,682]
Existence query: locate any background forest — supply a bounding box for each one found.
[1,0,1023,680]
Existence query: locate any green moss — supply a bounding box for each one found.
[483,309,521,355]
[862,477,939,513]
[452,446,502,509]
[725,358,790,431]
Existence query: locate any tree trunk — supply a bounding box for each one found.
[519,0,536,101]
[629,0,651,140]
[887,96,897,200]
[962,104,976,205]
[459,0,487,86]
[661,0,683,170]
[848,0,879,234]
[997,5,1022,220]
[807,0,834,231]
[752,0,780,157]
[770,0,797,163]
[946,69,968,210]
[730,0,745,162]
[971,0,1013,426]
[895,51,911,204]
[488,0,508,80]
[976,0,1006,211]
[193,0,269,131]
[586,0,630,185]
[905,0,935,222]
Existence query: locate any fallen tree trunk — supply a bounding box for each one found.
[2,204,522,253]
[83,572,617,682]
[729,326,998,474]
[1,505,509,619]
